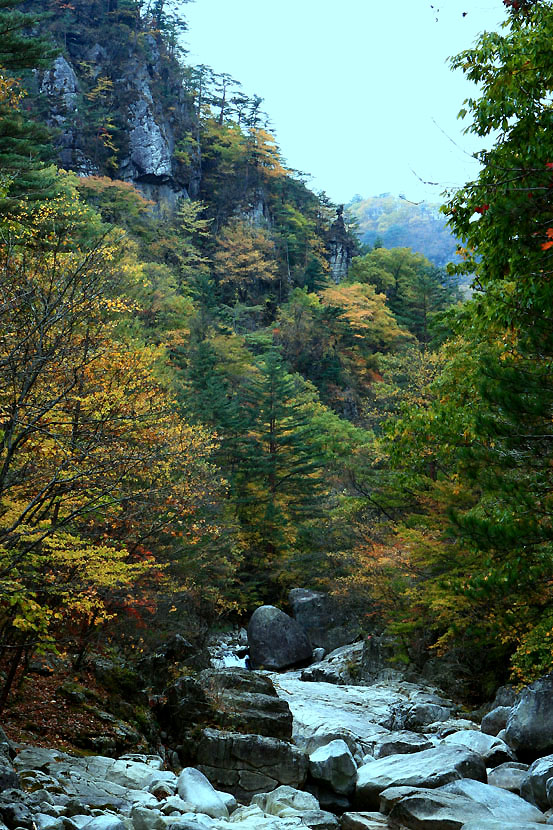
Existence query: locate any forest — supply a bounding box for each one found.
[1,0,552,731]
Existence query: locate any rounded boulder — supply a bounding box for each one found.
[248,605,312,670]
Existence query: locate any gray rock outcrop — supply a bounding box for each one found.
[309,740,357,795]
[288,589,359,653]
[505,673,553,760]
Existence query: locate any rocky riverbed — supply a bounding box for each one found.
[3,638,553,829]
[3,593,553,829]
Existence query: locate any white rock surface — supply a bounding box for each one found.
[309,740,357,795]
[176,768,229,819]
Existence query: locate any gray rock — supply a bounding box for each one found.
[176,768,228,819]
[35,815,63,830]
[298,809,339,829]
[493,685,519,708]
[195,728,308,804]
[487,761,528,793]
[251,785,319,816]
[304,727,364,766]
[312,649,326,663]
[288,588,359,652]
[247,605,312,670]
[373,731,434,758]
[309,740,357,795]
[130,806,165,830]
[0,761,20,791]
[341,814,389,830]
[82,818,126,830]
[388,783,544,830]
[300,642,364,685]
[355,745,487,810]
[441,778,544,822]
[505,673,553,760]
[520,754,553,810]
[405,702,451,729]
[442,729,515,766]
[481,706,512,736]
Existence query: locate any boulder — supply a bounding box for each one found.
[487,761,528,793]
[194,728,308,804]
[481,706,512,736]
[288,589,359,653]
[304,727,364,766]
[176,767,228,819]
[460,822,546,829]
[300,643,364,685]
[520,753,553,810]
[341,814,389,830]
[355,745,487,811]
[442,729,515,766]
[405,702,451,729]
[505,673,553,760]
[198,669,292,740]
[247,605,312,670]
[388,780,545,830]
[373,731,434,759]
[309,740,357,795]
[251,785,319,816]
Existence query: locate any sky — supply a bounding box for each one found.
[183,0,507,206]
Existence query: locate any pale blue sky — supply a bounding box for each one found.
[184,0,507,205]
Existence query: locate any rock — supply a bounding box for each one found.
[287,589,359,653]
[520,754,553,810]
[251,785,319,816]
[441,778,544,822]
[194,728,308,804]
[130,806,166,830]
[304,727,364,766]
[312,649,326,663]
[309,740,357,795]
[481,706,512,736]
[442,729,515,766]
[505,673,553,760]
[493,685,519,708]
[355,745,487,811]
[137,636,195,688]
[154,676,212,740]
[487,761,529,793]
[300,643,364,685]
[198,669,293,740]
[373,731,434,759]
[405,702,451,729]
[340,814,389,830]
[247,606,312,670]
[176,768,228,819]
[82,818,126,830]
[461,822,546,829]
[388,782,545,830]
[360,636,400,683]
[299,810,339,829]
[0,761,20,791]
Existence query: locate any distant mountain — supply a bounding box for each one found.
[346,193,460,268]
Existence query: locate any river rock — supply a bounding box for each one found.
[481,706,512,736]
[176,768,228,819]
[461,822,546,829]
[304,727,364,765]
[300,643,364,685]
[341,814,388,829]
[505,673,553,760]
[355,745,487,810]
[309,740,357,795]
[487,761,528,793]
[405,702,451,729]
[248,606,312,670]
[520,754,553,810]
[442,729,515,766]
[198,669,292,740]
[251,785,319,816]
[388,780,545,829]
[288,589,359,652]
[194,728,308,804]
[373,731,434,758]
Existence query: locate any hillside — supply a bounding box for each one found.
[347,193,460,267]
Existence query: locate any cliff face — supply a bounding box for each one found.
[35,10,201,213]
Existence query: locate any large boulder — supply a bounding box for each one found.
[481,706,512,736]
[288,589,359,652]
[355,746,487,811]
[520,753,553,810]
[309,740,357,795]
[487,761,528,793]
[442,730,515,766]
[300,643,364,685]
[373,731,434,759]
[194,728,308,804]
[388,779,544,830]
[197,669,292,740]
[504,673,553,760]
[247,606,312,670]
[176,767,228,819]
